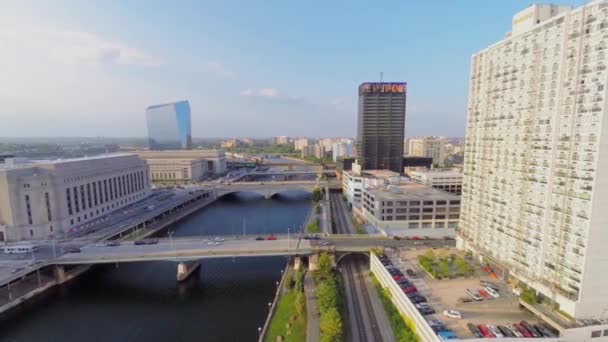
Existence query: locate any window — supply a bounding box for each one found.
[385,209,393,214]
[435,222,445,228]
[86,183,92,208]
[436,215,446,220]
[409,201,420,206]
[409,215,420,220]
[423,201,434,205]
[423,208,433,213]
[436,200,446,205]
[422,215,433,220]
[409,208,420,213]
[93,182,98,206]
[450,200,460,205]
[591,331,601,338]
[396,216,407,220]
[45,192,52,221]
[73,187,80,212]
[66,188,72,215]
[422,222,432,228]
[80,185,86,210]
[24,194,33,225]
[449,214,460,219]
[408,222,419,229]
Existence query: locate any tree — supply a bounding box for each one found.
[317,281,338,312]
[320,308,343,342]
[312,187,323,202]
[316,253,334,280]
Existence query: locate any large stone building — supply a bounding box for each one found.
[356,82,407,172]
[0,154,150,241]
[136,150,226,183]
[146,100,192,150]
[407,136,447,166]
[459,2,608,319]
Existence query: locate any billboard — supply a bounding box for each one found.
[359,82,407,95]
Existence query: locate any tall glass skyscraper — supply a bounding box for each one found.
[356,82,407,172]
[146,100,192,150]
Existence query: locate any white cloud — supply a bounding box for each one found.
[258,88,279,98]
[0,25,162,67]
[205,61,236,79]
[240,89,254,96]
[240,88,281,98]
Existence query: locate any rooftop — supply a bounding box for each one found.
[146,100,189,111]
[365,181,460,201]
[0,153,137,170]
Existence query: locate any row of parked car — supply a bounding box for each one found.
[467,321,558,339]
[377,254,458,341]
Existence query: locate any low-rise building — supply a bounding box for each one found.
[0,154,151,241]
[361,182,460,237]
[336,157,356,180]
[220,139,243,149]
[408,169,463,195]
[136,150,226,183]
[342,165,400,209]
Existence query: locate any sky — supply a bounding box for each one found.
[0,0,580,139]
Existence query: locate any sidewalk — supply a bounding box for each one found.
[304,271,320,342]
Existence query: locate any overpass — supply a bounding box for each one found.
[213,181,319,199]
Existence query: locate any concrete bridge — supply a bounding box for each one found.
[213,181,319,199]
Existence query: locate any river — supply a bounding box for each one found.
[0,192,311,342]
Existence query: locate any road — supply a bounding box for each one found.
[330,192,393,342]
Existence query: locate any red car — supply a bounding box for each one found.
[411,236,422,240]
[514,323,532,338]
[392,274,404,281]
[478,289,490,299]
[402,285,417,294]
[266,235,277,241]
[477,324,495,338]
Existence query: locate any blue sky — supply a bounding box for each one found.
[0,0,579,138]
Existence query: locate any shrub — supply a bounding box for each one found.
[521,288,538,304]
[320,308,343,342]
[312,188,323,202]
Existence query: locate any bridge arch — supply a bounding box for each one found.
[215,185,315,199]
[335,251,370,266]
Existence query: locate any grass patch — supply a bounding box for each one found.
[520,288,538,305]
[264,270,307,342]
[371,273,419,342]
[306,217,321,233]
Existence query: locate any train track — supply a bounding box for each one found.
[329,193,384,342]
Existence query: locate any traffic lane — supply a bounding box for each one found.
[326,238,456,248]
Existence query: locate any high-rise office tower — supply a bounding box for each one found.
[459,2,608,319]
[356,82,407,172]
[146,100,192,150]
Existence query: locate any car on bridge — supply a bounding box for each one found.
[255,236,265,241]
[266,235,277,240]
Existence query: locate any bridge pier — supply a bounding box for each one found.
[177,261,201,282]
[294,256,302,270]
[54,265,67,284]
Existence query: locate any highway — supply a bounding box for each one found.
[330,192,390,342]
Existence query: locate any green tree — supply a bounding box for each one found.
[316,253,334,281]
[312,188,323,202]
[317,281,338,312]
[320,308,343,342]
[437,260,451,279]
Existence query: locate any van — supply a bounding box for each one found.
[4,245,37,254]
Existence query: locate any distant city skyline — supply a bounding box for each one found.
[0,0,576,138]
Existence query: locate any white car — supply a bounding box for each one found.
[442,310,462,319]
[487,325,503,338]
[484,286,500,298]
[213,237,225,242]
[207,241,221,246]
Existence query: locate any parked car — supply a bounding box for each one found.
[302,235,312,240]
[537,323,558,338]
[409,294,427,303]
[134,240,147,245]
[406,269,417,277]
[402,285,418,294]
[497,325,514,338]
[484,286,500,298]
[477,324,495,338]
[392,235,402,240]
[320,241,330,246]
[442,310,462,319]
[255,236,265,241]
[487,325,503,338]
[266,235,277,241]
[411,236,422,240]
[66,247,81,253]
[418,307,436,315]
[437,330,458,341]
[520,321,542,338]
[478,289,490,299]
[513,323,532,338]
[105,241,120,247]
[465,288,483,301]
[467,323,483,338]
[505,323,523,338]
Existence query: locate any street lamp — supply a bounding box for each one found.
[268,302,272,312]
[257,327,262,338]
[168,230,174,249]
[275,281,279,290]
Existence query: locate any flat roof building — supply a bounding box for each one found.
[146,100,192,150]
[136,150,226,183]
[356,82,407,173]
[0,154,150,241]
[408,169,463,195]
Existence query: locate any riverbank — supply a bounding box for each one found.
[263,266,307,342]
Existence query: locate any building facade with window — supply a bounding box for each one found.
[356,82,407,172]
[0,154,150,241]
[408,169,463,195]
[136,150,226,183]
[459,2,608,319]
[146,100,192,150]
[361,182,460,237]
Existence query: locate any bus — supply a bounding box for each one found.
[4,244,38,254]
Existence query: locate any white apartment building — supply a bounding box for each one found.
[408,169,463,195]
[332,141,353,162]
[0,154,151,241]
[459,1,608,319]
[408,137,447,166]
[273,136,290,145]
[362,182,460,237]
[342,166,401,208]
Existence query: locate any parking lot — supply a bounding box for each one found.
[384,247,556,339]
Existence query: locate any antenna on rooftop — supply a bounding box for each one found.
[380,72,384,82]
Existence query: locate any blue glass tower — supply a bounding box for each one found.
[146,100,192,150]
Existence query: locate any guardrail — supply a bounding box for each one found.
[370,253,440,342]
[258,258,292,342]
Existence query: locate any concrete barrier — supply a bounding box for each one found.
[370,252,440,342]
[259,259,291,342]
